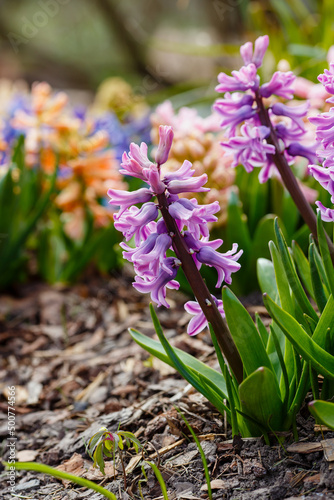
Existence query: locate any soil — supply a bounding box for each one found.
[0,271,333,499]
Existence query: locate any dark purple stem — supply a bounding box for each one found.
[157,191,243,384]
[255,92,334,264]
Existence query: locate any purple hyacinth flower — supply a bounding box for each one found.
[216,64,260,93]
[167,174,210,194]
[129,142,152,169]
[163,159,194,183]
[271,102,309,130]
[240,35,269,68]
[114,202,159,244]
[286,142,318,164]
[145,166,166,194]
[133,257,180,308]
[184,296,225,336]
[120,231,159,263]
[318,63,334,95]
[155,125,174,166]
[168,198,219,239]
[108,187,153,212]
[217,104,257,137]
[315,201,334,222]
[134,232,173,277]
[260,71,296,99]
[308,164,334,201]
[275,121,307,143]
[222,123,275,172]
[196,244,242,287]
[120,151,149,180]
[214,93,254,115]
[183,231,223,252]
[309,110,334,148]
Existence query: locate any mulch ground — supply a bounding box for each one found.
[0,270,333,499]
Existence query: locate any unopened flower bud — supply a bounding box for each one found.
[155,125,174,165]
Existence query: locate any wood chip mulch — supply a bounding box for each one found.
[0,271,333,499]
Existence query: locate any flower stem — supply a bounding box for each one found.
[157,191,243,384]
[255,93,334,264]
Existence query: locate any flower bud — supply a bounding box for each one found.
[155,125,174,165]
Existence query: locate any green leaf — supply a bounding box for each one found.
[309,242,328,313]
[274,219,318,323]
[312,295,334,349]
[175,408,212,500]
[129,328,227,398]
[269,241,294,314]
[255,313,269,349]
[132,305,229,416]
[263,294,334,380]
[145,462,169,500]
[239,367,284,431]
[226,190,251,255]
[308,400,334,430]
[249,215,277,277]
[257,258,279,303]
[269,325,289,413]
[222,287,275,378]
[317,211,334,297]
[3,462,116,499]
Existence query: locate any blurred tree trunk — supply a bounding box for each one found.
[95,0,167,84]
[206,0,245,39]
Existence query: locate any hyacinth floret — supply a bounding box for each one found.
[214,34,317,184]
[309,64,334,221]
[108,125,242,335]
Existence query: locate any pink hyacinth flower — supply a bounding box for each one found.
[155,125,174,166]
[260,71,296,99]
[240,35,269,68]
[315,201,334,222]
[185,296,225,336]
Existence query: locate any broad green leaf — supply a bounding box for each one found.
[263,294,334,380]
[317,211,334,297]
[292,240,313,298]
[226,190,251,257]
[312,295,334,349]
[270,326,289,412]
[249,215,276,278]
[308,400,334,430]
[309,242,328,313]
[269,241,294,314]
[311,236,331,293]
[274,219,318,323]
[222,287,275,378]
[129,328,227,397]
[131,306,229,416]
[257,258,279,303]
[239,367,284,431]
[255,313,269,349]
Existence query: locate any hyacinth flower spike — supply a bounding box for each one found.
[108,125,243,382]
[215,35,334,263]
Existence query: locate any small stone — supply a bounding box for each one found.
[15,479,40,492]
